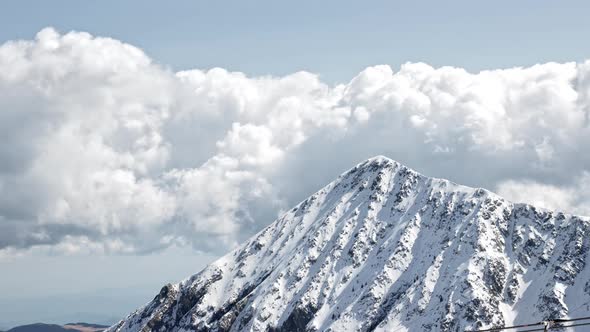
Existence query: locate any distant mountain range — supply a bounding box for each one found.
[3,322,107,332]
[107,156,590,331]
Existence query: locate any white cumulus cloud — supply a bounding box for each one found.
[1,27,589,256]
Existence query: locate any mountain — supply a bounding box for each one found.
[5,324,67,332]
[6,323,107,332]
[107,156,590,332]
[63,323,108,332]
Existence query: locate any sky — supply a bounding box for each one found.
[1,0,590,328]
[2,1,590,83]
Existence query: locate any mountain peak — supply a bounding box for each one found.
[354,155,400,173]
[108,158,590,332]
[362,155,395,164]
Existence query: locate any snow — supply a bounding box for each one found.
[107,156,590,332]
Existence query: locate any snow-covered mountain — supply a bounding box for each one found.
[107,156,590,332]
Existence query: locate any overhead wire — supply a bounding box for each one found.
[383,313,590,331]
[466,321,543,331]
[554,316,590,323]
[467,315,590,332]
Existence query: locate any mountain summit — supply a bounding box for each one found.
[108,157,590,332]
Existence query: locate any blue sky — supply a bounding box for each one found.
[2,1,589,83]
[1,1,590,328]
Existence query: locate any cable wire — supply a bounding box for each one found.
[554,315,590,323]
[467,315,590,332]
[512,327,545,332]
[467,321,543,332]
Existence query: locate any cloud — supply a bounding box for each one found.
[1,27,589,255]
[496,173,590,217]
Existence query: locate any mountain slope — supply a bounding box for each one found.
[107,156,590,332]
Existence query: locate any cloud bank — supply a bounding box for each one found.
[1,28,589,255]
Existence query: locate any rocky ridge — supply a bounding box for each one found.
[107,156,590,332]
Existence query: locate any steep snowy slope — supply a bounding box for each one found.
[107,156,590,332]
